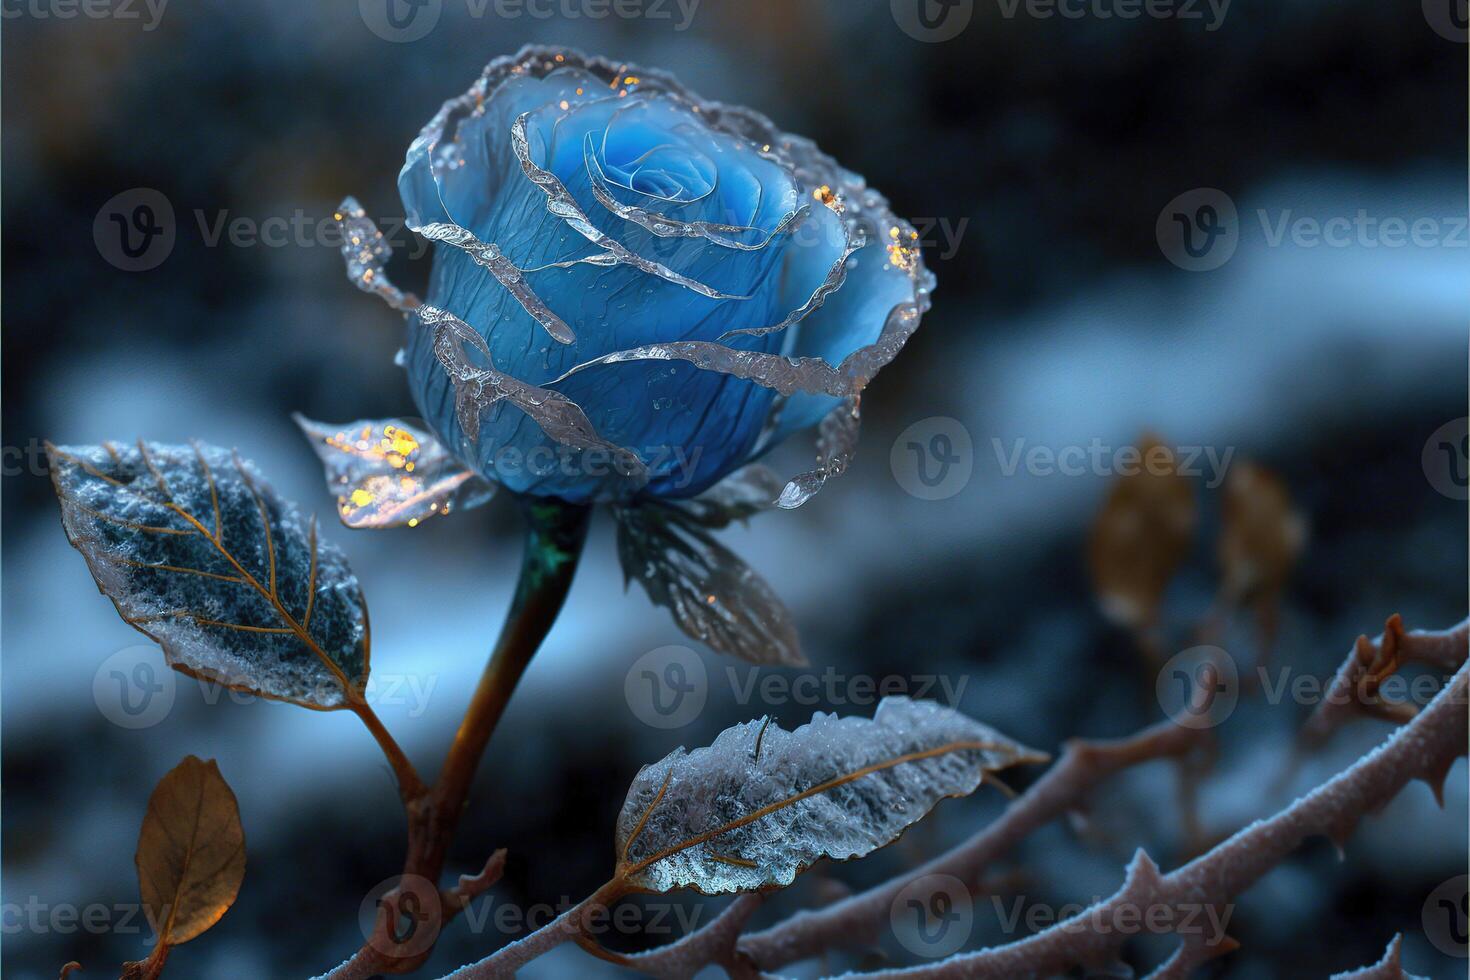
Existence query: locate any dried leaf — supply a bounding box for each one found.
[1088,436,1197,629]
[615,502,804,666]
[614,697,1046,894]
[1218,460,1305,604]
[293,414,495,529]
[136,756,245,946]
[46,441,368,709]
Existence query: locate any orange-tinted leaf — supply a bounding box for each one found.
[136,756,246,947]
[1087,436,1197,629]
[1219,460,1305,603]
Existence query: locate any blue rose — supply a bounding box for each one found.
[352,46,933,507]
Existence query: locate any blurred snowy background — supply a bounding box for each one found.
[3,0,1466,977]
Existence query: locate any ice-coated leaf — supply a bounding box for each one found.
[134,756,245,947]
[47,440,369,709]
[616,502,803,666]
[293,414,495,529]
[614,697,1046,894]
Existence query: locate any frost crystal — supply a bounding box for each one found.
[615,697,1045,894]
[47,441,368,708]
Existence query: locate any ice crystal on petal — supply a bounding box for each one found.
[777,398,861,510]
[414,222,577,345]
[47,441,367,708]
[615,697,1045,894]
[422,306,649,492]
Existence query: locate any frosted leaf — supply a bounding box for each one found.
[614,697,1046,894]
[422,305,649,491]
[777,398,861,510]
[413,221,576,344]
[334,197,419,313]
[551,301,925,400]
[615,502,803,666]
[47,441,368,709]
[293,414,495,529]
[511,114,755,302]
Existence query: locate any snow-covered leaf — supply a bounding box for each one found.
[47,440,368,709]
[615,502,804,666]
[294,414,495,529]
[614,697,1046,894]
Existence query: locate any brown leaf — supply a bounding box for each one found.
[1218,460,1304,604]
[1087,435,1197,629]
[136,756,246,948]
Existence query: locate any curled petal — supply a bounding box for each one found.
[512,113,755,302]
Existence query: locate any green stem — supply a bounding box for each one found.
[430,498,592,840]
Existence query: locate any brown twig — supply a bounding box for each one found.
[1299,616,1469,750]
[731,674,1218,972]
[827,656,1467,978]
[316,502,592,979]
[1328,934,1426,980]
